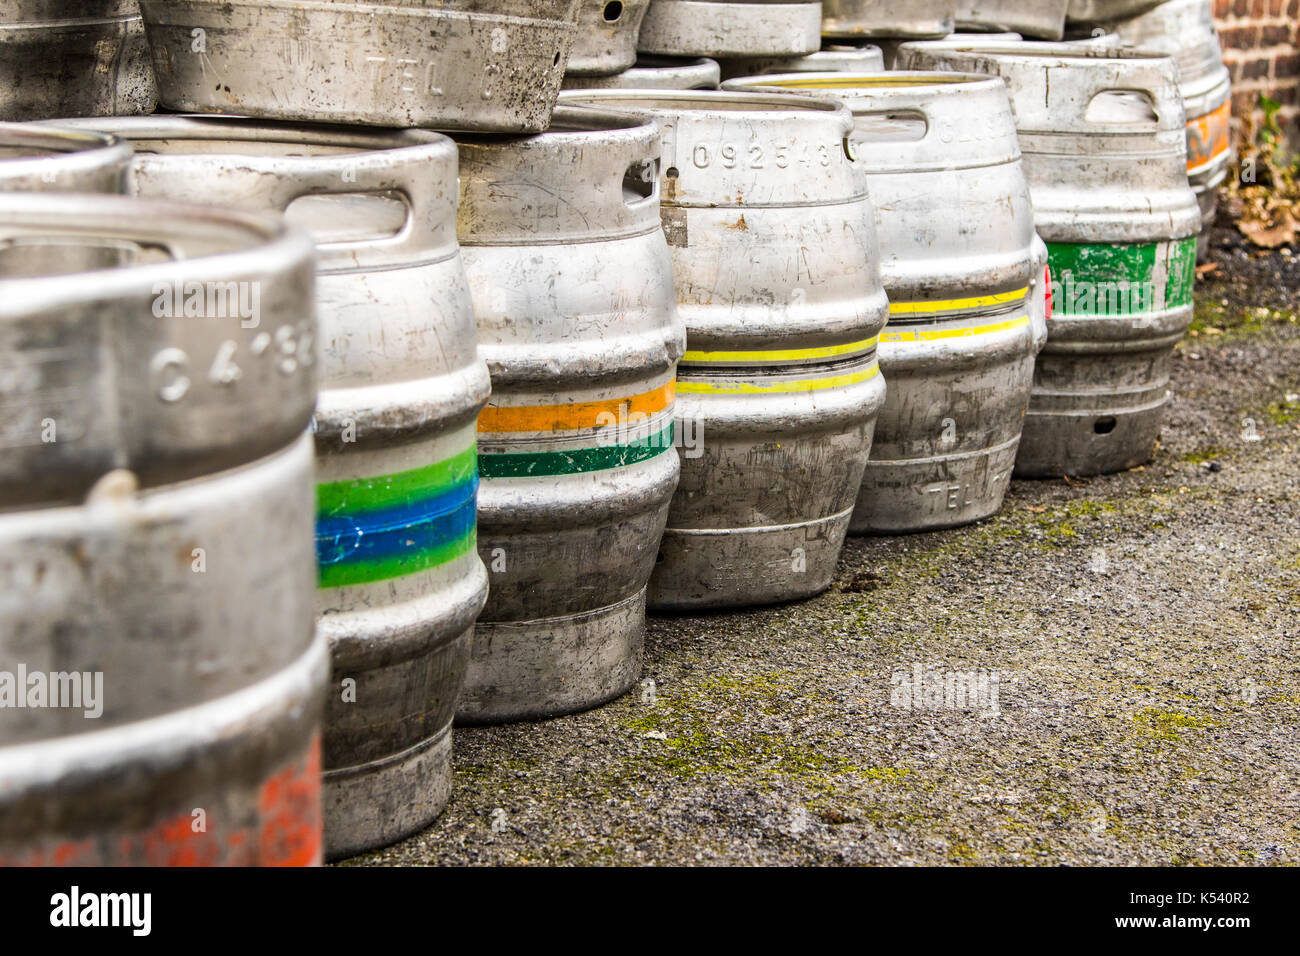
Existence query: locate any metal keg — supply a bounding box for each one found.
[954,1,1067,39]
[562,88,889,608]
[726,72,1040,533]
[898,43,1201,478]
[0,122,130,194]
[564,55,721,90]
[0,192,325,865]
[65,116,491,859]
[0,1,156,120]
[638,1,822,58]
[718,42,886,81]
[1065,0,1163,24]
[137,0,583,132]
[454,106,683,724]
[822,0,955,40]
[568,0,653,76]
[1106,0,1232,242]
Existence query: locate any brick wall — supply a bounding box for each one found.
[1214,0,1300,143]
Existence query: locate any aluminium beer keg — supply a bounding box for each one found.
[725,72,1041,533]
[0,193,324,865]
[563,88,889,609]
[62,115,491,860]
[898,42,1201,478]
[453,106,683,723]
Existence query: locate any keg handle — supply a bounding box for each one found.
[260,154,452,258]
[1060,59,1183,131]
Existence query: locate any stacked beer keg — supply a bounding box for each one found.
[0,0,1231,865]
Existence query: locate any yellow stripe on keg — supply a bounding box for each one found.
[879,315,1030,343]
[477,381,675,433]
[887,287,1029,316]
[676,362,879,395]
[681,335,878,364]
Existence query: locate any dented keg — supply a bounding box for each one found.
[1106,0,1232,241]
[898,43,1201,478]
[718,42,885,81]
[822,0,955,39]
[65,116,491,859]
[563,89,889,608]
[727,72,1040,533]
[568,0,652,76]
[137,0,583,131]
[0,1,156,120]
[0,122,130,194]
[454,106,683,724]
[638,1,822,58]
[0,193,325,865]
[954,1,1068,39]
[564,54,721,89]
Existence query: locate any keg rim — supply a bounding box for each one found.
[898,39,1174,64]
[0,191,312,303]
[560,87,851,117]
[725,70,1005,93]
[46,114,455,165]
[0,122,131,177]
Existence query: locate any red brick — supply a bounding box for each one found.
[1276,52,1300,78]
[1233,0,1251,16]
[1260,24,1291,44]
[1219,24,1259,47]
[1242,55,1272,79]
[1212,0,1230,14]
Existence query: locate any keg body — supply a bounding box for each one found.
[953,1,1068,39]
[0,1,156,120]
[822,0,955,40]
[137,0,583,132]
[638,1,823,58]
[568,0,653,76]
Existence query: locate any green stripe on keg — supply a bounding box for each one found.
[1047,238,1197,318]
[316,445,478,589]
[478,423,675,479]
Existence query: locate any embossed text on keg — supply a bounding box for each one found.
[689,140,839,170]
[364,56,444,96]
[0,665,103,719]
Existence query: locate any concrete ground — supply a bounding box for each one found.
[349,222,1300,867]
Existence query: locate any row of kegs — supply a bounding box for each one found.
[0,0,1229,864]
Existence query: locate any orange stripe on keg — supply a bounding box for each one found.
[477,381,675,434]
[1187,100,1231,173]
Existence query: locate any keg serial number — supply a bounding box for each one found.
[149,322,314,404]
[689,141,839,171]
